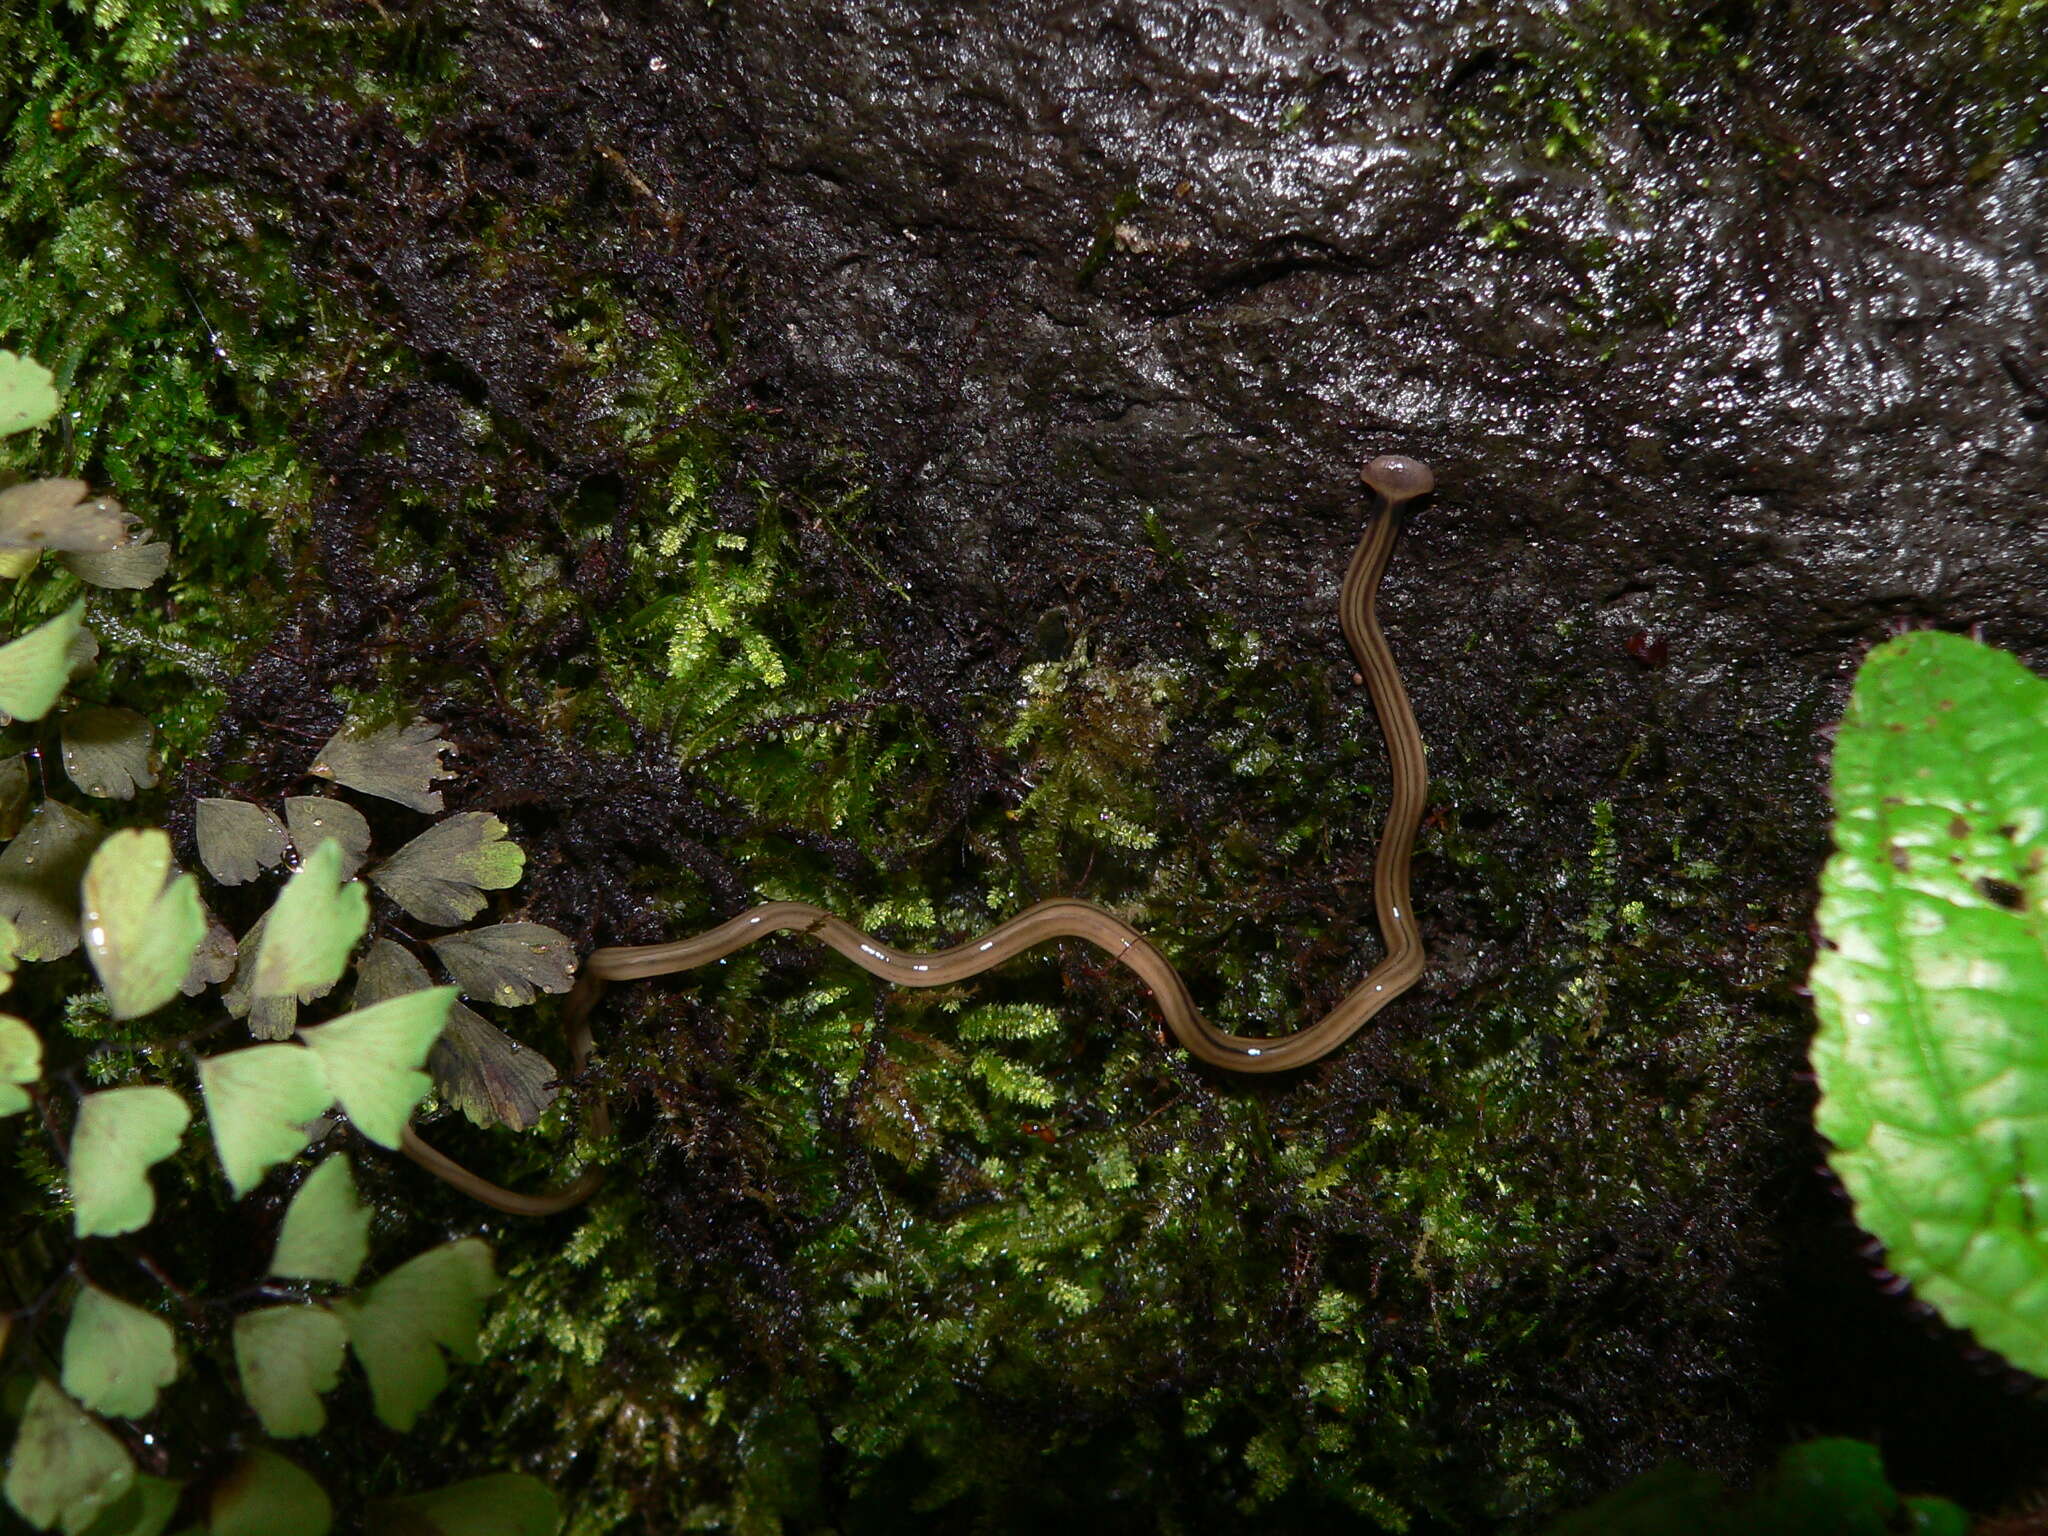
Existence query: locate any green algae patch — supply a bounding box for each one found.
[1811,630,2048,1379]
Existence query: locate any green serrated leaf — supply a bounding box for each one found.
[429,923,576,1007]
[1906,1495,1973,1536]
[356,939,557,1131]
[251,841,368,1003]
[181,901,237,998]
[194,800,289,886]
[365,1473,560,1536]
[207,1449,331,1536]
[0,915,20,995]
[70,1086,190,1238]
[0,754,30,838]
[335,1238,497,1433]
[60,1287,179,1420]
[0,481,128,553]
[65,626,98,687]
[354,937,433,1005]
[1541,1435,1968,1536]
[369,813,525,927]
[254,997,297,1040]
[430,999,560,1132]
[74,1473,181,1536]
[0,1015,39,1117]
[282,797,371,881]
[1540,1457,1731,1534]
[0,351,59,437]
[198,1045,332,1199]
[271,1155,370,1285]
[297,989,455,1149]
[1751,1437,1898,1532]
[2,1380,134,1535]
[0,602,85,723]
[222,912,295,1040]
[1811,629,2048,1378]
[234,1306,347,1439]
[81,830,205,1021]
[309,720,451,813]
[58,540,170,592]
[58,709,156,801]
[0,800,101,961]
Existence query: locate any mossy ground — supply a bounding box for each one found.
[2,0,2031,1530]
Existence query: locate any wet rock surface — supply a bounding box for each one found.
[699,0,2047,658]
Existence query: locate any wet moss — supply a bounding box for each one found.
[0,0,326,757]
[444,483,1815,1529]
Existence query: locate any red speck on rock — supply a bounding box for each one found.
[1625,631,1669,667]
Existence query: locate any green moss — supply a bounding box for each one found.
[0,0,323,755]
[1957,0,2048,175]
[452,442,1798,1527]
[1002,639,1178,872]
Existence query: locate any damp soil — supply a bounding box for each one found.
[109,0,2048,1526]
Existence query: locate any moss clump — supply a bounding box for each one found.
[454,576,1808,1529]
[0,0,332,757]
